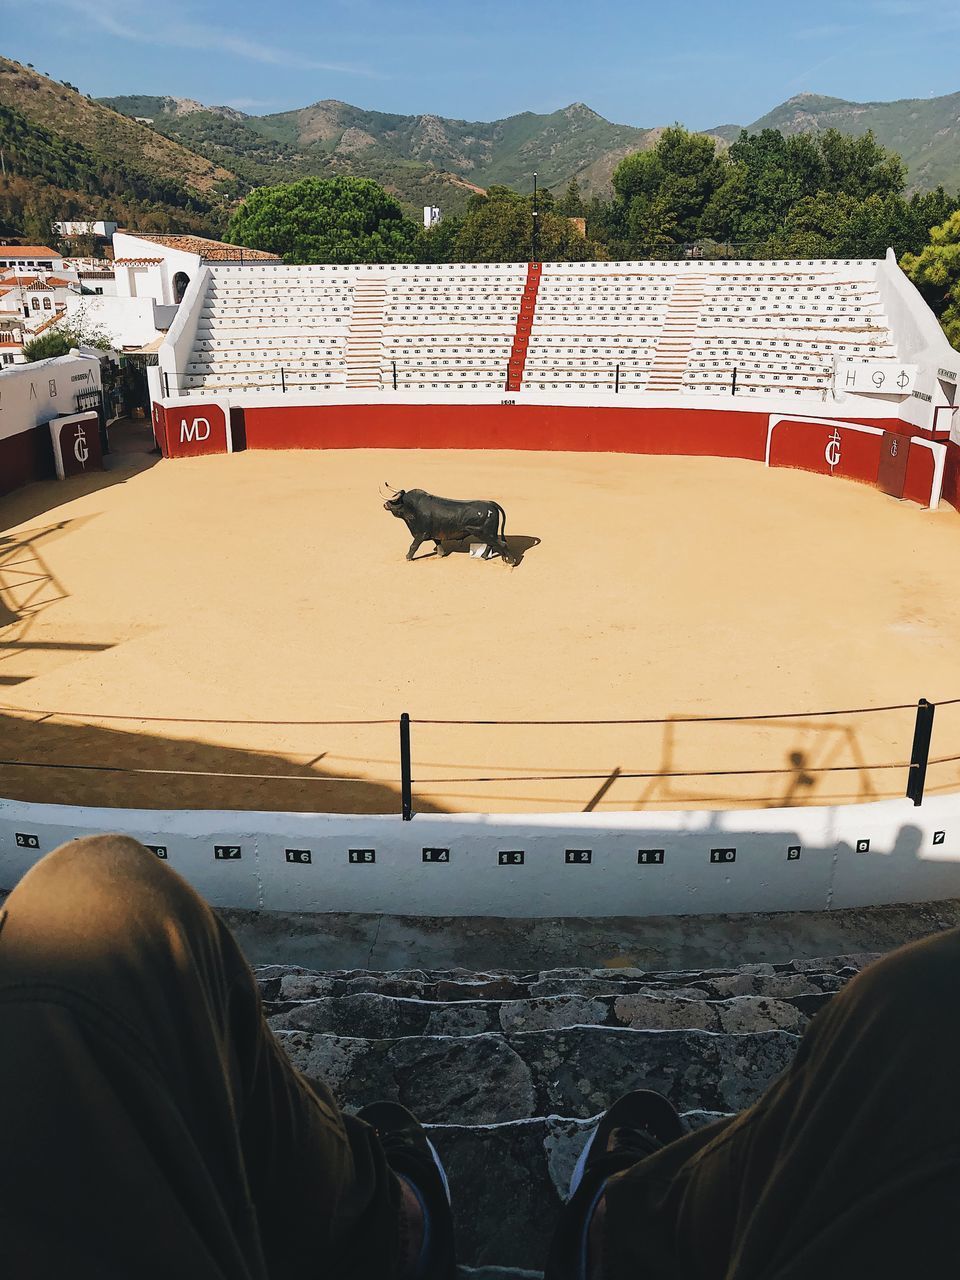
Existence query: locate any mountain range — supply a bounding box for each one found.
[1,53,959,247]
[97,88,960,215]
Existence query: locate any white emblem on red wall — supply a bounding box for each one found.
[180,416,211,443]
[825,429,842,471]
[73,425,89,467]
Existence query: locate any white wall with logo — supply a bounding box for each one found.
[0,354,101,443]
[2,792,958,918]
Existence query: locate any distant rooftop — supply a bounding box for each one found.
[1,276,74,291]
[0,246,60,259]
[126,233,280,262]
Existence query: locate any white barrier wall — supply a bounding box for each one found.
[0,353,101,443]
[1,793,958,917]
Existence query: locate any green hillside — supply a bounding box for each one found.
[240,99,652,194]
[103,83,960,202]
[100,95,483,216]
[0,59,243,238]
[731,92,960,191]
[0,61,237,200]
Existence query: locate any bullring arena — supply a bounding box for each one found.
[3,442,960,817]
[3,251,960,918]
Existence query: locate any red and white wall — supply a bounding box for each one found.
[148,389,957,512]
[0,354,103,496]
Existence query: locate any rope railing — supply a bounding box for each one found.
[5,697,959,727]
[0,699,951,817]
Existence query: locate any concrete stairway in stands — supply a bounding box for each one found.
[645,274,707,392]
[345,277,387,389]
[258,952,875,1276]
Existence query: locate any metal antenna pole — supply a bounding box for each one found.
[532,172,539,263]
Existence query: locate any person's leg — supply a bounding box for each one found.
[0,835,402,1280]
[553,927,960,1280]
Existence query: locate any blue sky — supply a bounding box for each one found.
[2,0,957,124]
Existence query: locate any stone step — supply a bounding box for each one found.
[256,958,864,1006]
[278,1024,798,1124]
[430,1109,723,1271]
[246,945,886,1269]
[268,988,817,1039]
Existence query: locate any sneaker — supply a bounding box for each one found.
[546,1090,683,1280]
[356,1101,456,1280]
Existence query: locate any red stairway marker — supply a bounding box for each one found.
[506,262,541,392]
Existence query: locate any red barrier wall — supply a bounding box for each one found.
[50,412,103,480]
[152,397,960,514]
[904,440,938,507]
[0,425,55,497]
[943,440,960,511]
[240,402,774,459]
[767,417,941,507]
[153,400,230,458]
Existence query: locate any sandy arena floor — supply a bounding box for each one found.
[2,425,960,815]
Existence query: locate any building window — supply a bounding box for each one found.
[43,296,52,310]
[2,353,13,364]
[173,271,190,303]
[94,287,103,295]
[31,297,40,310]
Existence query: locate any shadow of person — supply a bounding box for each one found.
[890,824,923,863]
[778,750,817,807]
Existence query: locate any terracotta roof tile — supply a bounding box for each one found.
[0,275,72,291]
[130,233,281,261]
[0,246,60,258]
[28,313,65,336]
[114,257,164,265]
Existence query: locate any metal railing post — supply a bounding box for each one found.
[162,370,169,397]
[280,367,286,394]
[392,360,398,391]
[906,698,935,806]
[400,712,413,821]
[731,367,738,396]
[614,363,620,394]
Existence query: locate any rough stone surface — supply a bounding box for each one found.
[267,988,810,1039]
[428,1121,560,1270]
[281,1030,538,1125]
[238,935,942,1270]
[715,996,806,1034]
[224,897,956,975]
[497,995,610,1035]
[508,1026,797,1117]
[280,1022,797,1124]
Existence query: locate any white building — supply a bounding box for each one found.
[53,221,119,239]
[112,231,280,304]
[57,232,280,353]
[0,246,66,273]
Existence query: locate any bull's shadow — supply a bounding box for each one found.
[413,535,542,566]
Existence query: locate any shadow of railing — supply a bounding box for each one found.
[0,520,116,686]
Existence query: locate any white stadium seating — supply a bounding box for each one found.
[174,258,905,398]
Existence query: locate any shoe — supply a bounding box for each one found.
[546,1090,683,1280]
[356,1101,456,1280]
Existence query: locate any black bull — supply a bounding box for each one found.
[383,489,519,565]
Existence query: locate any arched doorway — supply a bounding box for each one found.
[173,272,190,303]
